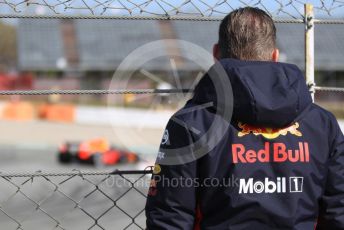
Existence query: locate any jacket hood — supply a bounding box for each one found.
[192,58,312,128]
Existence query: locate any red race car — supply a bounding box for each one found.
[58,138,139,166]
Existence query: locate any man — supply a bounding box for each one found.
[146,7,344,230]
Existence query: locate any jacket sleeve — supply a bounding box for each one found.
[145,118,198,230]
[317,119,344,229]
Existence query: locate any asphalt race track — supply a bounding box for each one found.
[0,120,162,230]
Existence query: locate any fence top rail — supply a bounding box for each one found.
[0,89,192,96]
[0,14,299,22]
[0,87,343,96]
[0,168,153,177]
[315,86,344,92]
[0,14,344,24]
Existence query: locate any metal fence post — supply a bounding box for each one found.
[305,4,315,101]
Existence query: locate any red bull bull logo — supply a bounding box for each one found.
[232,142,310,164]
[148,179,158,196]
[238,122,302,139]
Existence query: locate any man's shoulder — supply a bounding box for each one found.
[173,100,218,123]
[309,103,338,122]
[165,100,219,138]
[306,103,342,137]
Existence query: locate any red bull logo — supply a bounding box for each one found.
[238,122,302,139]
[232,142,310,164]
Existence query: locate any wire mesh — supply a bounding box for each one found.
[315,86,344,118]
[0,168,153,230]
[0,0,343,21]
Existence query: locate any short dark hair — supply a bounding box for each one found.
[218,7,276,61]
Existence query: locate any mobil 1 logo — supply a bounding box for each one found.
[239,176,304,194]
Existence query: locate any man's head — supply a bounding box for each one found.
[213,7,279,62]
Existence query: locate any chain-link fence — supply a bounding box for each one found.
[0,0,341,100]
[315,86,344,118]
[0,0,343,20]
[0,168,153,230]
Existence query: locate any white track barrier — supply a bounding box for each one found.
[75,106,173,128]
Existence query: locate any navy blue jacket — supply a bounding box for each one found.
[145,59,344,230]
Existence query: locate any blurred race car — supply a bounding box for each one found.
[58,138,139,166]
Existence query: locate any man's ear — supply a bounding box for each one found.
[272,48,279,62]
[213,43,221,61]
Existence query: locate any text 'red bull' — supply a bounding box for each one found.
[232,142,310,164]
